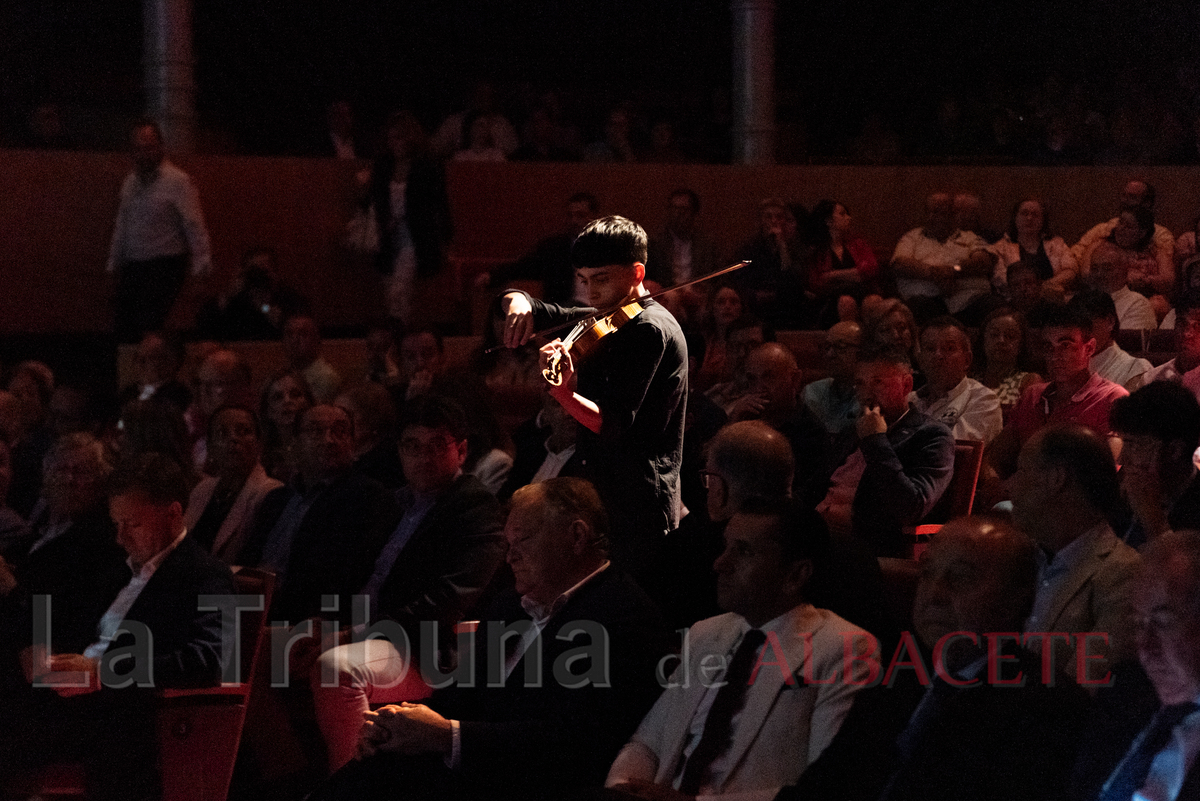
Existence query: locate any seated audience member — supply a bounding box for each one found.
[1086,240,1159,331]
[306,395,505,772]
[1141,290,1200,390]
[0,434,126,656]
[6,362,56,519]
[488,192,599,305]
[282,313,342,404]
[117,331,191,412]
[910,316,1002,443]
[307,478,671,801]
[974,307,1042,418]
[584,107,639,163]
[183,405,284,563]
[861,297,921,367]
[190,348,255,471]
[605,498,874,800]
[0,453,235,801]
[890,191,994,317]
[781,517,1089,801]
[730,342,829,504]
[510,105,577,162]
[989,304,1128,478]
[363,321,402,389]
[990,197,1079,296]
[733,198,809,328]
[397,328,446,403]
[247,403,401,623]
[694,285,745,391]
[1010,424,1141,683]
[1005,260,1050,311]
[803,321,863,435]
[1111,382,1200,548]
[1174,215,1200,269]
[0,441,28,552]
[195,246,307,341]
[1070,289,1153,390]
[646,188,718,293]
[704,315,769,415]
[806,199,880,325]
[259,369,314,484]
[453,111,507,162]
[817,348,955,556]
[1070,531,1200,801]
[1072,180,1175,298]
[431,81,518,159]
[336,382,403,489]
[116,397,201,490]
[499,390,582,501]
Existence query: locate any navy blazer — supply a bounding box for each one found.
[851,407,955,557]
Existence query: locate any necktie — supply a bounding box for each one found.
[1098,702,1199,801]
[678,629,768,795]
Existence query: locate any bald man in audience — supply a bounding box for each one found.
[891,192,994,316]
[909,316,1002,443]
[780,517,1090,801]
[730,343,829,505]
[1085,241,1158,331]
[1010,424,1142,684]
[1072,179,1175,298]
[802,321,862,436]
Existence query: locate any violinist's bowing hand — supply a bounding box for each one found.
[501,292,534,348]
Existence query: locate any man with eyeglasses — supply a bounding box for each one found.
[802,321,863,436]
[246,403,400,624]
[990,303,1128,479]
[306,394,505,772]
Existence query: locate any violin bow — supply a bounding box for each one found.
[486,259,751,352]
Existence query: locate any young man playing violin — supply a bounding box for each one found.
[500,216,687,574]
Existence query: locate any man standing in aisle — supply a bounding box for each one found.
[107,119,212,342]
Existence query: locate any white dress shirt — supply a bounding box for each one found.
[107,160,211,276]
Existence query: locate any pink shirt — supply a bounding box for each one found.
[1008,371,1129,444]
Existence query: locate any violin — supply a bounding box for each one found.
[542,299,645,386]
[495,260,751,387]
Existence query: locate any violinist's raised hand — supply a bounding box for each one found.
[501,292,535,348]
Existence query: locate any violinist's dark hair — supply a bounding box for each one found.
[571,215,648,269]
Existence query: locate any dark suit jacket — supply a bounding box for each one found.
[3,507,129,654]
[314,567,672,801]
[246,469,402,624]
[646,231,718,287]
[369,475,505,660]
[104,536,236,688]
[498,415,585,501]
[780,645,1089,801]
[851,408,955,557]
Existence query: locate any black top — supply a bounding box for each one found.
[519,293,688,551]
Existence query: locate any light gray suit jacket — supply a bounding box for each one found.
[606,605,872,798]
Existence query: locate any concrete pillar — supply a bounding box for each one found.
[731,0,776,164]
[143,0,196,152]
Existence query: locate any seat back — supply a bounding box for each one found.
[922,439,984,524]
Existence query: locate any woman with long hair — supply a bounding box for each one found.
[972,306,1042,418]
[259,370,314,484]
[806,199,879,324]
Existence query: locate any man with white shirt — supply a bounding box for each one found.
[1088,241,1159,331]
[1010,424,1142,684]
[308,477,670,801]
[1070,289,1153,390]
[1142,291,1200,394]
[909,316,1002,443]
[891,192,994,315]
[0,452,234,801]
[1076,531,1200,801]
[605,498,873,801]
[107,119,212,342]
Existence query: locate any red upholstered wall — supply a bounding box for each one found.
[1,148,1195,334]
